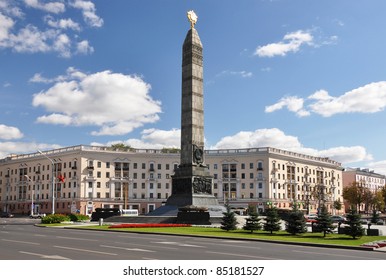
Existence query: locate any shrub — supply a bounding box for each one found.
[41,214,71,224]
[68,213,90,222]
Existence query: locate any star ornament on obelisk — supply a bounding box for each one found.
[187,10,198,29]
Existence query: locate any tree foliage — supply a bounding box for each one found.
[243,205,261,233]
[345,208,365,239]
[110,143,133,151]
[221,201,238,231]
[263,207,282,234]
[314,205,335,237]
[285,203,307,235]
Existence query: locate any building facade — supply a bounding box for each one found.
[0,145,343,216]
[342,167,386,212]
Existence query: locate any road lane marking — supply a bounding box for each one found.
[54,245,118,256]
[291,250,381,260]
[153,241,205,248]
[19,251,70,260]
[56,236,97,242]
[113,241,179,251]
[100,245,155,252]
[1,239,40,246]
[205,250,279,260]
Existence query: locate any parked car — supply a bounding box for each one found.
[29,213,46,219]
[0,212,14,218]
[331,215,347,223]
[305,214,318,222]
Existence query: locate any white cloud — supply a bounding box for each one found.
[32,68,162,136]
[24,0,65,14]
[0,124,24,140]
[0,141,61,158]
[309,82,386,117]
[53,33,71,57]
[255,30,313,57]
[265,96,310,117]
[70,0,103,27]
[76,39,93,55]
[45,16,81,31]
[366,161,386,176]
[92,128,181,150]
[36,113,73,125]
[0,12,14,42]
[216,70,253,78]
[266,81,386,117]
[211,128,371,164]
[0,1,101,57]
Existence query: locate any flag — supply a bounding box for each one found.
[57,174,65,183]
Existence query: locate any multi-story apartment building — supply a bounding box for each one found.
[342,167,386,212]
[0,145,343,216]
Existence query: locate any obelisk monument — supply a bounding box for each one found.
[166,11,219,210]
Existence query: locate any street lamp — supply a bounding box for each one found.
[38,150,55,214]
[24,175,34,216]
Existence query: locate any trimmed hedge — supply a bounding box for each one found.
[41,214,71,224]
[68,213,90,222]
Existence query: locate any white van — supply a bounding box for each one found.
[120,209,139,216]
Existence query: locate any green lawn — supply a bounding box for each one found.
[68,225,386,247]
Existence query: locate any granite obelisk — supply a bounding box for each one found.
[166,11,219,209]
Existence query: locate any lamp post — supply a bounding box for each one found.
[24,175,33,216]
[38,150,55,214]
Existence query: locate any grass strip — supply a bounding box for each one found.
[69,225,386,247]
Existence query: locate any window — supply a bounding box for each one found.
[106,162,110,168]
[250,163,253,169]
[134,163,137,169]
[142,163,146,169]
[241,163,245,169]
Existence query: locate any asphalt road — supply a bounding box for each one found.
[1,218,386,260]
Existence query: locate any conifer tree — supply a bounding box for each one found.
[345,208,365,239]
[221,200,238,231]
[285,203,307,235]
[370,209,380,224]
[264,206,282,234]
[243,205,261,233]
[315,205,335,237]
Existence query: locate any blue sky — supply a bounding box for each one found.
[1,0,386,175]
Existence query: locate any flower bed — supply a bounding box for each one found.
[109,223,192,229]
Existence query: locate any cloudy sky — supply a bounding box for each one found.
[1,0,386,175]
